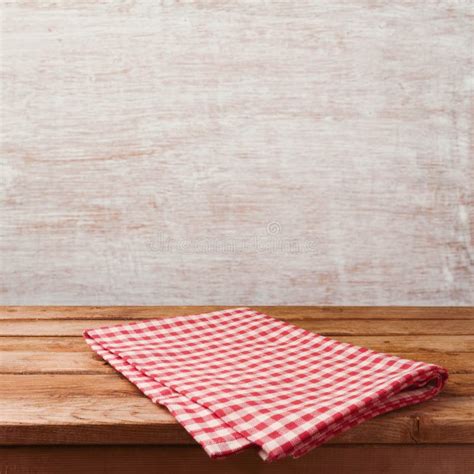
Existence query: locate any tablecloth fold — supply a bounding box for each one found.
[84,308,448,461]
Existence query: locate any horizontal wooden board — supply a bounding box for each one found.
[0,395,472,445]
[1,307,473,320]
[1,374,472,446]
[442,374,474,397]
[1,318,473,336]
[0,374,471,399]
[2,350,472,375]
[335,336,474,353]
[0,337,87,352]
[1,445,473,474]
[0,351,112,374]
[1,337,473,374]
[0,377,472,446]
[1,335,472,353]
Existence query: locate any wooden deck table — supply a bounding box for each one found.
[1,306,473,473]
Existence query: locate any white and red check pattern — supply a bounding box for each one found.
[84,308,448,461]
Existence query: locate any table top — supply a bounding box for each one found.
[1,306,473,446]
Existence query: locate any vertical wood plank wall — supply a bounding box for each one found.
[1,1,473,305]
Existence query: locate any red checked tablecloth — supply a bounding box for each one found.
[84,308,448,461]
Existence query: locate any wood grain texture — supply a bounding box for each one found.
[1,306,473,448]
[1,382,472,445]
[2,445,473,474]
[3,318,474,336]
[1,307,473,473]
[0,307,473,375]
[5,373,474,398]
[1,1,473,305]
[2,306,474,320]
[2,342,474,374]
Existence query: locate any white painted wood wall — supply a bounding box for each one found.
[1,1,472,305]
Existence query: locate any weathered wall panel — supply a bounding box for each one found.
[0,1,472,304]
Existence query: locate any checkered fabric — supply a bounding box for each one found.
[84,308,448,461]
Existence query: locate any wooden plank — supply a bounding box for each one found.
[335,336,474,353]
[0,375,143,398]
[1,335,472,354]
[442,374,474,397]
[300,319,474,336]
[0,385,472,446]
[0,337,87,352]
[1,337,473,374]
[0,351,113,374]
[2,350,473,375]
[0,373,471,398]
[1,307,473,320]
[0,375,473,446]
[0,307,232,321]
[1,318,473,336]
[1,445,473,474]
[0,395,472,446]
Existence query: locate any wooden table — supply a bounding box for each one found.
[1,307,473,474]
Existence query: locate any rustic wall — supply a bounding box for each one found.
[1,1,472,305]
